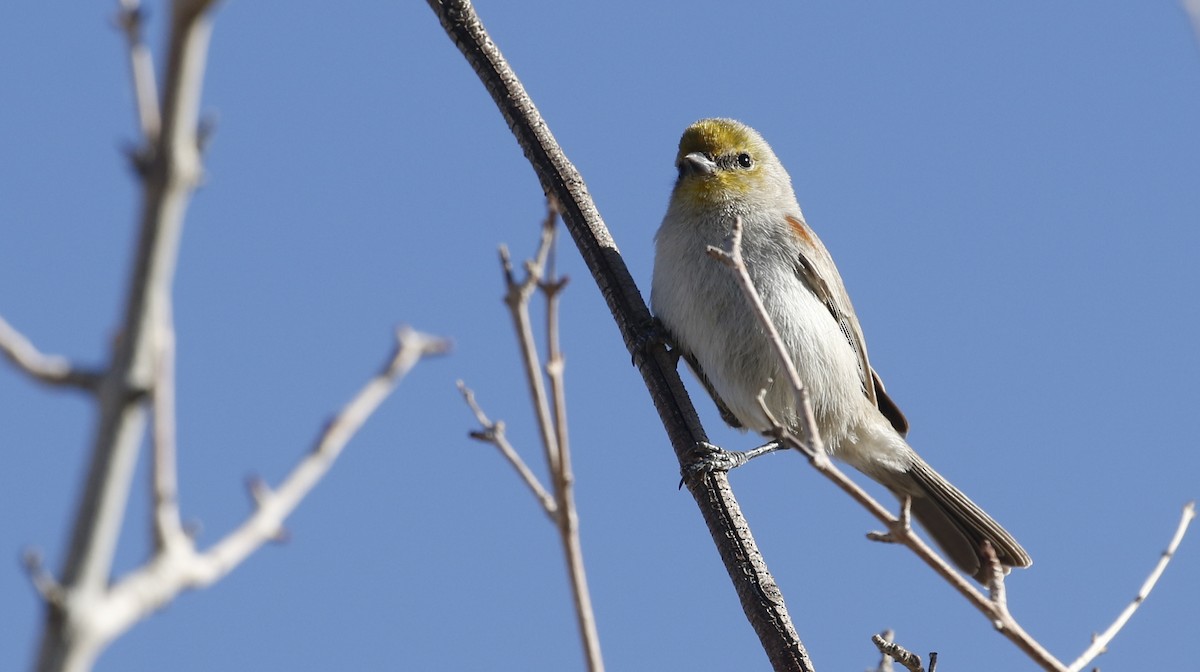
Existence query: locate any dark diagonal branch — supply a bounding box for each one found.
[426,3,810,669]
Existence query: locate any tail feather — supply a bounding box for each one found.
[900,459,1031,583]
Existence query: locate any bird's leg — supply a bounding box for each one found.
[681,439,785,483]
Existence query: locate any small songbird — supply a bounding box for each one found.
[651,118,1031,582]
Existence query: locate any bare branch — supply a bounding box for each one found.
[457,381,558,519]
[500,214,561,476]
[150,300,185,553]
[471,208,604,670]
[0,315,102,390]
[36,3,222,669]
[427,2,811,668]
[872,629,896,672]
[115,0,161,142]
[871,631,925,672]
[88,327,448,649]
[534,210,603,672]
[1066,500,1197,672]
[540,204,570,480]
[185,326,449,574]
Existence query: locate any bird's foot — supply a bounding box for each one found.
[679,440,784,486]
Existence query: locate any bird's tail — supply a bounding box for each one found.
[885,457,1032,583]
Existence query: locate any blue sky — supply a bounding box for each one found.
[2,2,1199,670]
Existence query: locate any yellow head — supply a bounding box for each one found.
[671,118,787,207]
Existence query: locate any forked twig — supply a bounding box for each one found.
[500,210,560,475]
[458,381,557,519]
[460,205,604,671]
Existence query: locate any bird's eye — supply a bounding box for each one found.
[737,153,753,168]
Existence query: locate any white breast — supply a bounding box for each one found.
[652,205,868,450]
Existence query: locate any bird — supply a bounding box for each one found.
[650,117,1031,582]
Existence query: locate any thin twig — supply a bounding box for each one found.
[872,631,924,672]
[1065,501,1197,672]
[711,217,1070,672]
[706,221,825,461]
[540,204,570,488]
[115,0,161,143]
[469,208,604,670]
[0,316,103,391]
[535,207,603,672]
[500,218,561,477]
[458,381,558,519]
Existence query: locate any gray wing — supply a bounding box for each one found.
[790,218,909,436]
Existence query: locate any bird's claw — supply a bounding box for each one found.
[679,441,747,487]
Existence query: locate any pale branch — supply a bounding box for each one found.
[425,3,810,668]
[458,381,558,519]
[36,3,220,670]
[150,299,186,553]
[65,327,449,653]
[472,211,603,671]
[0,316,103,391]
[871,631,924,672]
[1065,500,1196,672]
[539,202,571,483]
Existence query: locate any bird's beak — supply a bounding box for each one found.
[678,152,717,178]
